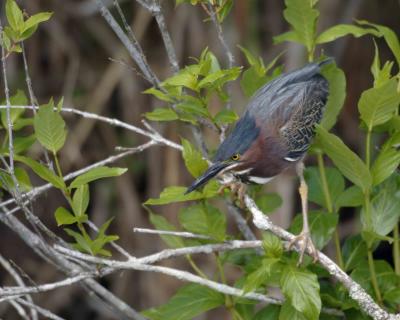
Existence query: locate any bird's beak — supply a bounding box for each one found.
[185,161,231,194]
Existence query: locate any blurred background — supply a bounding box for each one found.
[0,0,399,318]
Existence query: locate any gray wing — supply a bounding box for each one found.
[279,74,328,161]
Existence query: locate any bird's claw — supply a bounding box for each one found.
[288,231,318,266]
[218,182,247,208]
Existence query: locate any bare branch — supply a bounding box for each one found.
[133,228,213,240]
[244,195,400,320]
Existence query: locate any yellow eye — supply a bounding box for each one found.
[231,154,240,161]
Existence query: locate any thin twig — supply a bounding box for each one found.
[133,228,213,240]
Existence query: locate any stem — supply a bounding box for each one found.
[367,248,382,305]
[317,153,344,269]
[216,254,235,317]
[53,152,63,180]
[186,255,208,279]
[366,129,372,168]
[394,224,400,275]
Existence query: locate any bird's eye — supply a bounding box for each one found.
[231,154,240,161]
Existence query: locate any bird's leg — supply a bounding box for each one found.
[218,181,247,208]
[288,162,319,265]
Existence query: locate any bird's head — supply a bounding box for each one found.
[185,112,260,194]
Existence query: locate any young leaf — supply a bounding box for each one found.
[369,187,400,237]
[23,12,53,33]
[305,166,344,209]
[69,166,127,189]
[149,212,185,248]
[281,0,319,52]
[55,207,79,226]
[143,87,174,102]
[213,109,239,125]
[281,266,321,320]
[162,72,198,91]
[181,138,208,178]
[1,89,28,129]
[357,21,400,67]
[342,235,367,271]
[142,284,224,320]
[197,67,241,89]
[178,203,226,241]
[6,0,24,31]
[34,103,67,153]
[316,126,371,191]
[15,155,66,190]
[335,185,364,208]
[316,24,378,44]
[320,62,346,130]
[64,228,93,254]
[72,184,89,217]
[371,133,400,185]
[90,218,119,256]
[262,232,283,258]
[145,186,204,205]
[243,258,279,293]
[358,78,400,130]
[145,108,178,122]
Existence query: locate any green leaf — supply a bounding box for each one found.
[179,203,226,241]
[371,133,400,185]
[0,135,36,155]
[64,228,93,254]
[6,0,24,31]
[273,31,300,45]
[23,12,53,32]
[19,25,38,41]
[254,305,280,320]
[342,235,367,271]
[320,62,346,130]
[0,167,32,192]
[243,258,279,293]
[290,211,338,250]
[262,232,283,258]
[145,108,178,122]
[145,185,214,205]
[72,184,89,217]
[197,67,241,89]
[149,212,184,248]
[304,166,344,209]
[142,284,224,320]
[358,78,400,130]
[213,109,239,125]
[240,66,269,97]
[316,126,372,191]
[351,260,398,295]
[281,0,319,52]
[279,302,307,320]
[181,138,208,178]
[55,207,79,226]
[69,166,127,189]
[316,24,378,44]
[281,266,321,320]
[162,71,198,91]
[335,185,364,208]
[255,193,283,214]
[143,88,174,102]
[175,99,209,118]
[369,186,400,237]
[34,103,67,153]
[357,21,400,67]
[1,90,28,129]
[90,218,119,256]
[15,155,65,190]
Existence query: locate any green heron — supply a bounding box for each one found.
[186,59,331,263]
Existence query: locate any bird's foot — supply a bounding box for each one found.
[288,231,318,266]
[218,182,247,208]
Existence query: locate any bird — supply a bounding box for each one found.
[185,59,331,264]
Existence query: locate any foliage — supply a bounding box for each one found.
[142,0,400,319]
